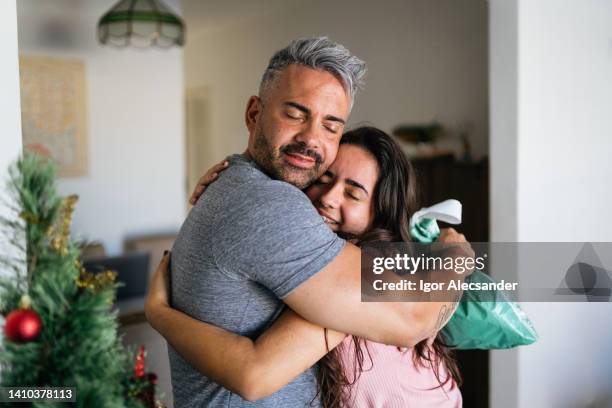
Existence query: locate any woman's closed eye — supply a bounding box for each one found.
[346,190,364,201]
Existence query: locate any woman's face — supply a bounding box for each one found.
[305,144,379,237]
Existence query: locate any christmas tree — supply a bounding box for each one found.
[0,154,158,407]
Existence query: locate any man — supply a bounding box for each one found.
[167,37,466,407]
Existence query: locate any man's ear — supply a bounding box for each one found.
[245,95,262,133]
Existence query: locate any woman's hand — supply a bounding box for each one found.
[145,251,171,327]
[189,160,230,205]
[438,227,467,244]
[427,228,474,339]
[438,227,475,264]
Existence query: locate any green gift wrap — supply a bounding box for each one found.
[410,200,538,350]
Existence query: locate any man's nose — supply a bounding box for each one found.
[294,120,322,149]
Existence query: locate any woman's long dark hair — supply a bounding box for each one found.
[314,126,462,408]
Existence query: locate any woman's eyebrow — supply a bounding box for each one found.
[346,179,369,196]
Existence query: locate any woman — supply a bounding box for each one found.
[146,126,463,407]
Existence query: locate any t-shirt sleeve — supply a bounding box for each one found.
[212,181,346,299]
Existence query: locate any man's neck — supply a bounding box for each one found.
[242,148,274,180]
[242,148,253,161]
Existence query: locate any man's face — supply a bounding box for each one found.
[245,64,351,189]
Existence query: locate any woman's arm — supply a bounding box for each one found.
[189,159,229,205]
[145,253,346,401]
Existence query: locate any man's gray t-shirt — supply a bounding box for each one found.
[169,154,345,407]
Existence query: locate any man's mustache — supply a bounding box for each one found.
[281,144,323,164]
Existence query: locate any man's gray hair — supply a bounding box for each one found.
[259,37,367,105]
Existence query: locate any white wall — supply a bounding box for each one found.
[0,0,23,243]
[0,0,22,174]
[17,0,186,255]
[490,0,612,407]
[0,0,23,187]
[182,0,489,172]
[516,1,612,406]
[0,0,23,384]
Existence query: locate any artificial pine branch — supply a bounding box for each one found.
[0,154,154,408]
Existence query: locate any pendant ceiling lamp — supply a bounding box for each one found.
[98,0,185,48]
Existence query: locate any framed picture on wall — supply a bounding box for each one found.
[19,55,88,177]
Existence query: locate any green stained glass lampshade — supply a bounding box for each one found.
[98,0,185,48]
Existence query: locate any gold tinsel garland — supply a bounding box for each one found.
[47,194,79,256]
[75,261,117,291]
[19,211,40,224]
[20,193,117,292]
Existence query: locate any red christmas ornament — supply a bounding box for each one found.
[4,309,42,343]
[134,345,146,378]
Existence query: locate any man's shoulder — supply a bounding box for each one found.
[219,156,310,208]
[224,178,314,227]
[203,154,322,233]
[246,178,308,205]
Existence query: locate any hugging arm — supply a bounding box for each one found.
[283,242,468,347]
[145,253,346,401]
[191,161,473,349]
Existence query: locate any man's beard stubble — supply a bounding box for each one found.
[252,128,324,189]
